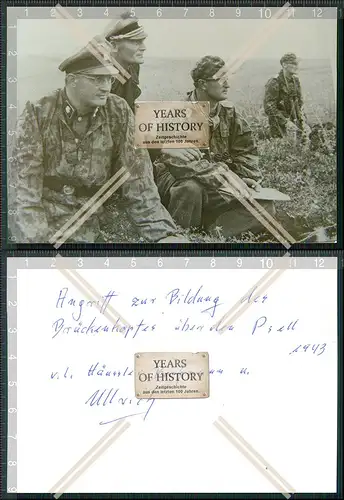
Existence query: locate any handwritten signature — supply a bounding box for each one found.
[85,387,156,426]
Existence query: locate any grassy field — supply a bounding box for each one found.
[140,57,336,126]
[18,56,336,124]
[16,56,337,242]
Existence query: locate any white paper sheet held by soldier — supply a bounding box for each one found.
[8,9,337,243]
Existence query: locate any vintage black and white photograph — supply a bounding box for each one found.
[7,7,338,244]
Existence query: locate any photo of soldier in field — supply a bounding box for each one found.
[9,40,182,244]
[104,12,147,112]
[154,55,278,239]
[8,12,337,244]
[263,52,311,143]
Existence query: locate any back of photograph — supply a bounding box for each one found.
[6,6,338,246]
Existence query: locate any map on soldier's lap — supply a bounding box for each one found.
[248,187,291,201]
[219,186,291,201]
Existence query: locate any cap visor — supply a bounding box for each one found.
[77,65,119,76]
[110,31,148,41]
[131,31,148,40]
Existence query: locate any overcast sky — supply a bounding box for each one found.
[17,18,337,63]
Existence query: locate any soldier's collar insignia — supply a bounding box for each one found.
[188,90,197,102]
[63,98,76,121]
[219,100,234,109]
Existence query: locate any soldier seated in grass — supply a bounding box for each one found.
[153,55,276,240]
[9,41,183,244]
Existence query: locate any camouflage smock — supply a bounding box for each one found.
[9,88,178,243]
[154,90,261,197]
[263,70,303,129]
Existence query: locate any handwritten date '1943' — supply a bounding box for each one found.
[289,343,326,356]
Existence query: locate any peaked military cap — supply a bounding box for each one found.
[59,37,118,76]
[280,53,299,65]
[191,55,227,83]
[104,12,147,41]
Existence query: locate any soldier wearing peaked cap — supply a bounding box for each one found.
[103,12,186,169]
[103,12,147,112]
[264,53,310,141]
[9,42,181,244]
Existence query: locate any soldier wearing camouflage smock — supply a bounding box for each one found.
[264,53,309,139]
[9,42,179,244]
[154,56,276,238]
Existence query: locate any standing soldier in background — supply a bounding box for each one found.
[264,53,310,143]
[103,12,147,112]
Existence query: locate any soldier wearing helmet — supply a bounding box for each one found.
[264,53,310,140]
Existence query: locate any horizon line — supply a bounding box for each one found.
[19,54,332,61]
